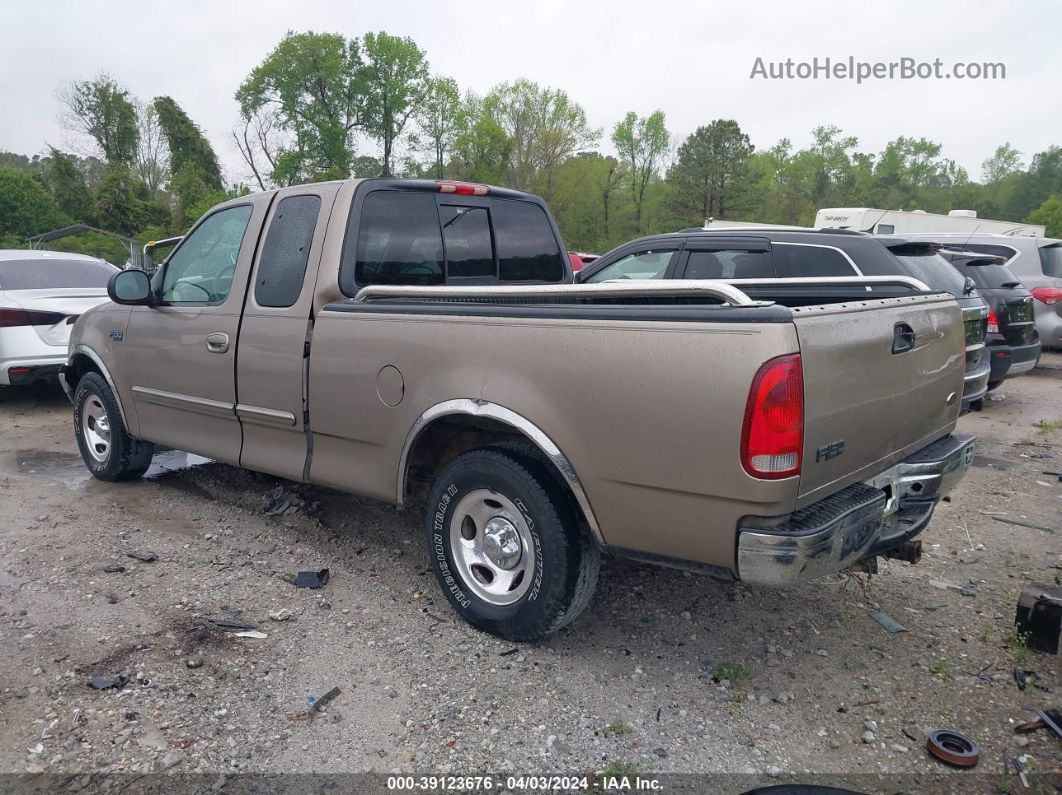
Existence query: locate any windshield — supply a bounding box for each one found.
[1040,244,1062,278]
[0,258,117,290]
[890,252,968,296]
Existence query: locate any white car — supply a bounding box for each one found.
[0,250,117,387]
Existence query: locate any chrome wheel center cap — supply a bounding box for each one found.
[482,517,522,570]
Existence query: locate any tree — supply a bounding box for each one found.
[57,74,139,167]
[414,76,463,179]
[982,143,1023,184]
[667,120,754,224]
[484,79,599,197]
[362,31,430,177]
[43,147,94,222]
[152,96,223,190]
[0,167,66,246]
[612,110,669,230]
[449,93,511,185]
[94,169,139,235]
[236,31,366,182]
[134,102,168,197]
[1028,194,1062,238]
[233,107,285,190]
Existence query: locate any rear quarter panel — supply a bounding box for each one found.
[307,308,801,571]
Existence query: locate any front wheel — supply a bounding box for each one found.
[73,372,154,481]
[425,449,600,641]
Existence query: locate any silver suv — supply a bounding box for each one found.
[899,233,1062,349]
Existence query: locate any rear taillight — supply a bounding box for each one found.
[986,308,999,334]
[436,180,489,196]
[741,354,804,480]
[1031,286,1062,305]
[0,308,65,328]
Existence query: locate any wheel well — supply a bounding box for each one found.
[65,353,101,391]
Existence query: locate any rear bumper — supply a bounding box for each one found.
[0,353,66,386]
[961,353,990,409]
[986,337,1042,383]
[737,433,975,586]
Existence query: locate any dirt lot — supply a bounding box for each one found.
[0,356,1060,793]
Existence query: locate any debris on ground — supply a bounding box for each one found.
[928,578,962,591]
[204,617,256,631]
[1015,707,1062,738]
[294,568,330,588]
[288,686,341,721]
[87,674,128,690]
[126,551,158,563]
[1013,669,1038,691]
[269,608,293,621]
[1015,583,1062,654]
[185,659,202,669]
[102,564,125,573]
[925,729,979,768]
[991,516,1055,533]
[869,610,906,633]
[234,630,267,639]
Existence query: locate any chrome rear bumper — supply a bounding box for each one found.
[737,433,975,586]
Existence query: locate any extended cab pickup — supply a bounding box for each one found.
[63,179,975,641]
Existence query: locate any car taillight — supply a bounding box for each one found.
[741,354,804,480]
[436,180,490,196]
[1031,286,1062,305]
[986,308,999,334]
[0,308,65,327]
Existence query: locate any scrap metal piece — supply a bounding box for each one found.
[87,674,128,690]
[926,729,980,768]
[294,569,330,589]
[869,610,907,633]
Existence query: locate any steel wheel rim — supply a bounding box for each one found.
[81,395,111,463]
[449,489,536,606]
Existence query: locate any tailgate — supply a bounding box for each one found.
[793,294,964,504]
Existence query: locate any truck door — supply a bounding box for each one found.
[235,184,339,481]
[124,198,270,464]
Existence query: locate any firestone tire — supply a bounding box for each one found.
[425,448,600,642]
[73,372,154,482]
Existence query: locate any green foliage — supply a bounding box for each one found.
[929,659,954,681]
[362,31,430,176]
[236,31,366,183]
[0,166,66,245]
[93,169,139,236]
[59,74,139,167]
[1033,418,1062,433]
[711,661,751,683]
[599,720,634,737]
[449,95,511,185]
[43,148,94,222]
[612,110,669,231]
[1004,630,1032,665]
[667,120,755,225]
[153,96,222,190]
[414,76,463,179]
[171,162,227,226]
[1028,195,1062,238]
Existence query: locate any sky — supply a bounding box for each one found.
[1,0,1059,188]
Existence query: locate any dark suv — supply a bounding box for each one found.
[578,229,990,411]
[938,250,1041,389]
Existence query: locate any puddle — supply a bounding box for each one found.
[0,448,214,490]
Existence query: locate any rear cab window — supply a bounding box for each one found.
[340,187,566,293]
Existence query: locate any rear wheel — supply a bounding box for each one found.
[73,372,154,481]
[425,448,600,641]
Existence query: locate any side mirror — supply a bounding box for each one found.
[108,269,153,305]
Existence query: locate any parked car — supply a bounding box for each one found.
[63,179,973,641]
[578,229,991,412]
[938,249,1041,390]
[566,251,598,272]
[0,250,117,387]
[895,233,1062,349]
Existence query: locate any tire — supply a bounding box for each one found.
[425,448,600,641]
[73,372,154,481]
[986,381,1002,392]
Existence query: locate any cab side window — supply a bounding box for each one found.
[686,249,772,278]
[586,249,674,282]
[255,195,320,307]
[161,205,253,304]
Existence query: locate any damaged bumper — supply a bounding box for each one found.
[737,433,975,586]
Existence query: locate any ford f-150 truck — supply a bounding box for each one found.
[62,179,974,641]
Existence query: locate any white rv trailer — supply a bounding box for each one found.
[814,208,1045,237]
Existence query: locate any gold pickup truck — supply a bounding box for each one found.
[62,178,974,641]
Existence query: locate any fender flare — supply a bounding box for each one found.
[68,344,131,429]
[397,399,604,545]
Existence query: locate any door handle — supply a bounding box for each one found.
[205,332,230,354]
[892,322,915,354]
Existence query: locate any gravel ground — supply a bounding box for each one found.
[0,355,1060,793]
